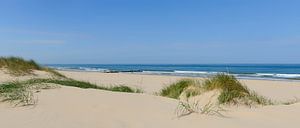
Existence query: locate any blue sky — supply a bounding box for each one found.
[0,0,299,64]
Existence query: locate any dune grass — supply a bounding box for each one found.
[0,78,143,106]
[160,74,277,117]
[203,74,250,104]
[203,74,273,105]
[160,74,273,106]
[0,56,142,106]
[42,67,66,78]
[175,100,226,118]
[281,97,300,105]
[0,81,55,106]
[24,78,143,93]
[159,79,196,99]
[0,81,33,106]
[0,57,41,76]
[0,56,65,77]
[108,85,143,93]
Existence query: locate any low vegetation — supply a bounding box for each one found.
[0,56,65,77]
[42,67,66,78]
[160,79,196,99]
[160,74,281,117]
[160,73,274,106]
[0,56,142,106]
[0,78,142,106]
[0,81,33,106]
[0,57,41,76]
[175,100,226,118]
[203,74,249,104]
[281,97,300,105]
[0,81,56,106]
[203,74,273,105]
[24,78,143,93]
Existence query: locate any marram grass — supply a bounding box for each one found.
[24,78,143,93]
[159,79,196,99]
[0,81,55,106]
[203,74,273,105]
[0,56,65,77]
[0,78,143,106]
[0,57,41,76]
[160,74,275,106]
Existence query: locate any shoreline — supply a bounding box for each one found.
[54,69,300,82]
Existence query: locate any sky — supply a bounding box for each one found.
[0,0,299,64]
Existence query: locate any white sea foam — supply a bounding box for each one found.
[174,70,209,74]
[256,73,300,78]
[274,74,300,78]
[256,73,275,77]
[50,65,300,80]
[142,71,300,79]
[78,67,110,72]
[52,66,110,72]
[142,71,174,74]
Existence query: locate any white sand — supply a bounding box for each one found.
[1,70,300,128]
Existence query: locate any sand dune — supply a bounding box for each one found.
[0,70,53,83]
[0,86,300,128]
[1,70,300,128]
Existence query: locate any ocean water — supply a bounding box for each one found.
[46,64,300,80]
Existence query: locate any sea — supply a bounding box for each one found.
[46,64,300,81]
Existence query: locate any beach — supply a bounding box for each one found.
[1,70,300,128]
[2,1,300,127]
[61,71,300,101]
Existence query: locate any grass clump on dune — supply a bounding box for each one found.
[159,79,196,99]
[203,74,250,104]
[0,81,34,106]
[0,57,41,76]
[0,78,143,106]
[162,74,275,117]
[160,74,273,106]
[0,81,55,106]
[24,78,143,93]
[108,85,143,93]
[203,74,273,105]
[0,56,65,77]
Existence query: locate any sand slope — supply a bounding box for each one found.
[0,70,53,83]
[0,86,300,128]
[1,71,300,128]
